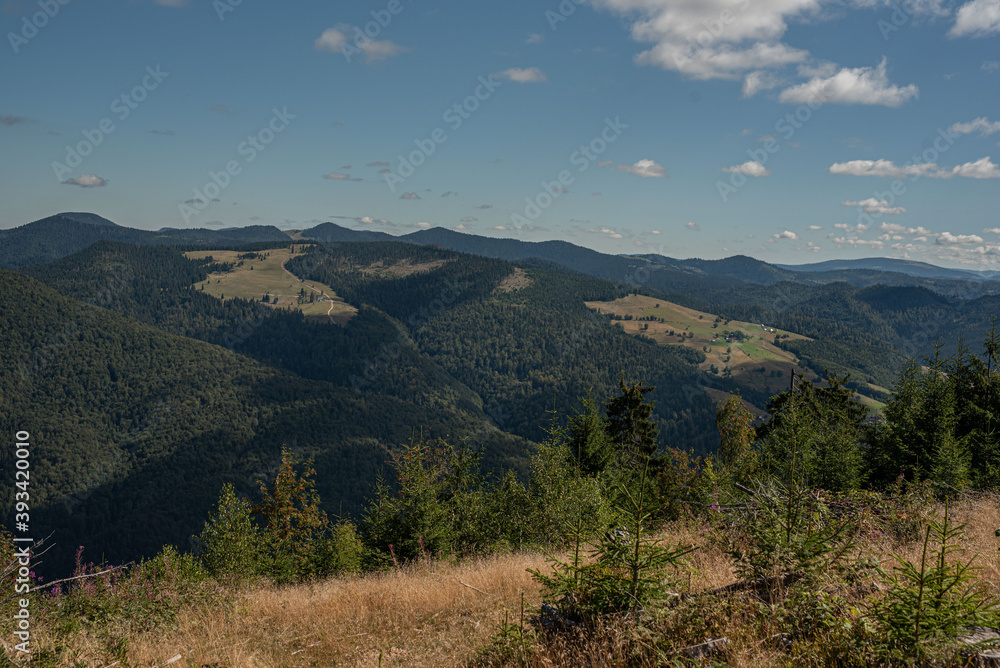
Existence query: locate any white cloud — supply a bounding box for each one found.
[685,221,701,231]
[62,174,107,187]
[461,217,478,222]
[779,58,917,107]
[834,236,884,248]
[315,27,350,52]
[742,70,782,97]
[720,160,771,177]
[591,0,814,81]
[773,230,798,240]
[826,158,1000,179]
[322,172,350,180]
[360,39,410,62]
[983,60,1000,72]
[984,227,1000,234]
[880,222,933,236]
[950,156,1000,178]
[829,159,936,177]
[615,159,667,178]
[950,117,1000,136]
[651,229,661,234]
[937,231,986,245]
[949,0,1000,37]
[526,33,544,44]
[414,221,432,229]
[926,243,1000,266]
[834,222,869,233]
[806,225,823,231]
[496,67,547,83]
[841,197,906,214]
[586,226,625,239]
[315,25,409,63]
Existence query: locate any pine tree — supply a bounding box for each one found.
[604,377,659,471]
[567,393,613,476]
[255,447,330,580]
[716,395,756,481]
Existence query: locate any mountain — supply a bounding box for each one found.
[5,213,997,300]
[154,225,291,244]
[56,212,120,227]
[0,214,153,268]
[299,222,395,243]
[0,214,293,269]
[641,254,799,285]
[777,257,986,281]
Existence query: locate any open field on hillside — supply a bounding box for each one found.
[186,247,357,324]
[586,294,819,397]
[25,498,1000,667]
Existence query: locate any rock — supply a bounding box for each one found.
[680,637,729,659]
[603,527,631,546]
[959,627,1000,645]
[957,627,1000,667]
[976,650,1000,668]
[532,601,577,631]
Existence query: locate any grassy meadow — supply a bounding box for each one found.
[186,247,357,324]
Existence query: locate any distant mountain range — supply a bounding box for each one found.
[3,214,997,296]
[777,258,1000,281]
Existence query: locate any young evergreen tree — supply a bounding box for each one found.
[716,395,757,484]
[255,447,331,580]
[566,392,613,476]
[604,377,659,471]
[760,373,866,490]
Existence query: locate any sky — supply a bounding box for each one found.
[1,0,998,268]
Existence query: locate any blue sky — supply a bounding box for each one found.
[1,0,998,268]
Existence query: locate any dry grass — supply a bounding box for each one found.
[18,497,1000,667]
[122,553,551,668]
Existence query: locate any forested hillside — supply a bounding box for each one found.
[0,267,526,573]
[285,243,720,450]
